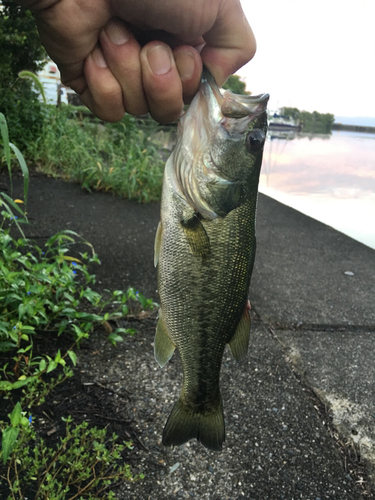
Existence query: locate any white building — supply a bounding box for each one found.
[36,59,70,105]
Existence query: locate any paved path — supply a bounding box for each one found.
[3,170,375,498]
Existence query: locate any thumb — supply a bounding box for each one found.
[200,0,256,86]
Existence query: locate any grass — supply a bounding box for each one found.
[27,105,166,203]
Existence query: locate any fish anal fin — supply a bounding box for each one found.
[154,309,175,368]
[162,395,225,451]
[181,215,210,257]
[228,303,251,362]
[154,221,162,267]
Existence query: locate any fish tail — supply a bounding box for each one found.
[162,395,225,451]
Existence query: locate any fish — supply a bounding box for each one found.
[154,68,269,451]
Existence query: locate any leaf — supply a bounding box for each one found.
[61,307,77,316]
[113,327,133,336]
[1,426,20,464]
[82,288,102,304]
[63,292,75,303]
[39,358,46,371]
[67,350,77,366]
[9,402,22,426]
[45,231,76,248]
[18,303,27,320]
[76,311,102,322]
[107,332,124,346]
[0,113,11,189]
[9,142,29,207]
[9,328,19,343]
[20,325,35,332]
[17,345,32,353]
[10,378,32,389]
[0,193,27,238]
[60,255,83,263]
[0,381,13,391]
[47,359,58,373]
[58,319,69,336]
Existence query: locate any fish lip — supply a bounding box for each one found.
[201,67,269,120]
[221,91,270,119]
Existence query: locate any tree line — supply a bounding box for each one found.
[281,107,335,134]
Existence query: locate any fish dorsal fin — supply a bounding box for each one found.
[154,221,162,267]
[181,215,210,257]
[154,309,175,368]
[228,305,251,362]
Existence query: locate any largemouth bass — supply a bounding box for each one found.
[154,69,269,451]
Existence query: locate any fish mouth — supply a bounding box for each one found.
[201,67,269,122]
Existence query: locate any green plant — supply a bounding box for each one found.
[0,112,29,222]
[1,112,155,405]
[30,106,165,202]
[1,407,143,499]
[0,80,48,154]
[0,223,155,405]
[1,112,152,498]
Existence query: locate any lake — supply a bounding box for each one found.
[259,130,375,250]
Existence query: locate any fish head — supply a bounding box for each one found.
[174,68,269,219]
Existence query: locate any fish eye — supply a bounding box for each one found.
[245,129,265,152]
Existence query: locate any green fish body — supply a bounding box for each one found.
[154,69,269,451]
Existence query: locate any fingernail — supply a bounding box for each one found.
[105,20,130,45]
[175,51,195,81]
[92,46,108,68]
[147,45,172,75]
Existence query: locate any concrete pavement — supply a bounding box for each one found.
[3,170,375,498]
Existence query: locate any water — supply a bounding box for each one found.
[259,130,375,249]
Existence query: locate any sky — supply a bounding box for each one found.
[238,0,375,125]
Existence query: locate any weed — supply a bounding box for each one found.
[0,113,153,498]
[30,105,165,202]
[1,407,143,499]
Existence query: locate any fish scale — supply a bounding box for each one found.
[154,68,269,450]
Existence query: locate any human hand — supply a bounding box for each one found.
[18,0,256,123]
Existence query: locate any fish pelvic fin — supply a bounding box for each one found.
[162,395,225,451]
[228,303,251,362]
[154,309,175,368]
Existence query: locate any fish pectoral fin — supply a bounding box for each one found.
[228,304,251,363]
[181,215,210,257]
[154,221,162,267]
[154,310,175,368]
